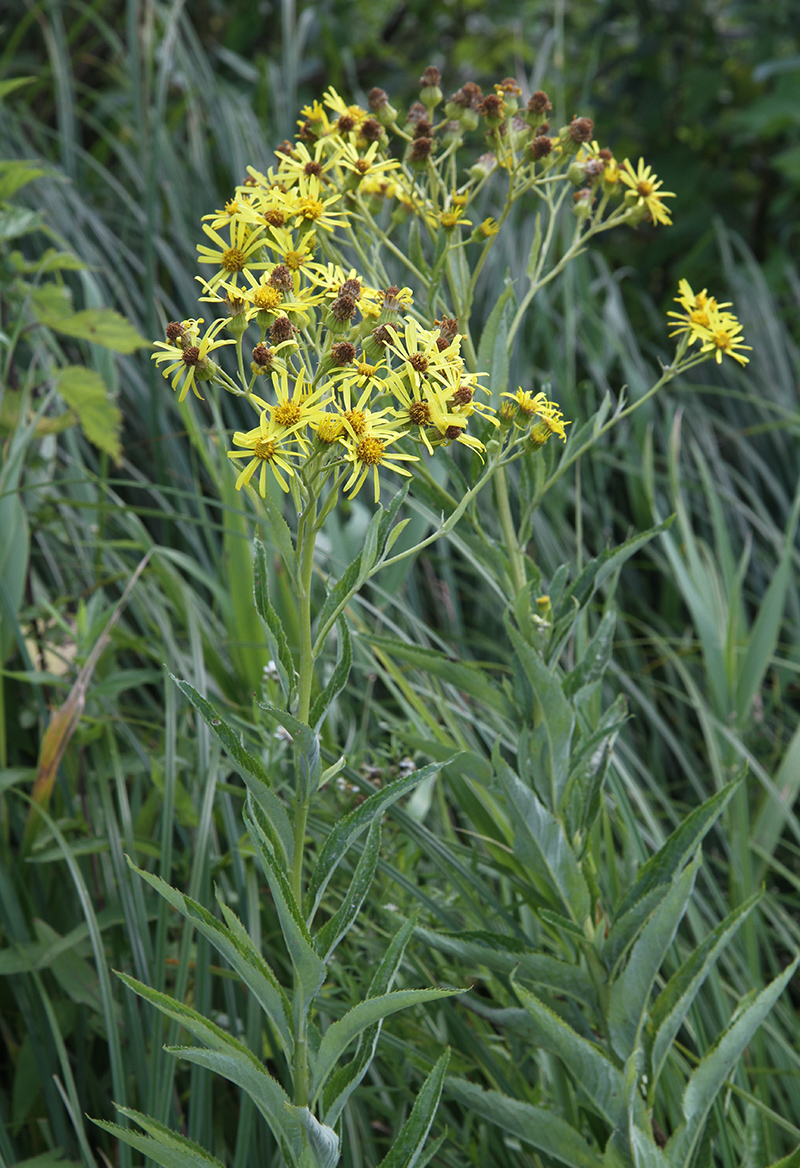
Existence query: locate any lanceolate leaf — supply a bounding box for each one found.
[512,979,624,1126]
[126,861,293,1059]
[93,1107,226,1168]
[607,852,700,1061]
[614,779,739,920]
[315,819,381,962]
[323,915,417,1127]
[311,989,461,1104]
[667,957,799,1168]
[309,617,352,733]
[253,538,296,701]
[307,760,452,919]
[284,1107,339,1168]
[505,621,575,812]
[258,701,321,800]
[116,975,301,1156]
[366,633,512,717]
[649,893,760,1088]
[415,927,597,1006]
[376,1052,450,1168]
[445,1081,605,1168]
[496,752,590,926]
[244,799,326,1009]
[172,676,270,787]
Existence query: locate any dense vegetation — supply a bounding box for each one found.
[1,3,799,1168]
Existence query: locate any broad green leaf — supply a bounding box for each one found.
[614,779,739,919]
[0,160,46,200]
[608,852,700,1060]
[496,752,590,925]
[259,701,320,800]
[93,1107,225,1168]
[415,927,596,1005]
[446,1080,605,1168]
[376,1052,449,1168]
[116,975,301,1155]
[0,206,41,242]
[311,989,460,1104]
[323,915,417,1126]
[245,799,326,1007]
[667,957,799,1168]
[505,620,575,811]
[307,760,450,918]
[128,862,293,1059]
[649,894,760,1089]
[315,819,381,962]
[477,282,515,402]
[309,617,352,732]
[56,365,122,461]
[33,287,149,353]
[513,979,624,1125]
[285,1107,339,1168]
[366,633,512,717]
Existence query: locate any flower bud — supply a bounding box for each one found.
[368,87,397,125]
[469,152,497,182]
[419,65,443,113]
[572,188,594,220]
[524,89,552,130]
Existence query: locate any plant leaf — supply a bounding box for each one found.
[309,617,352,733]
[284,1107,339,1168]
[445,1080,605,1168]
[253,538,296,701]
[56,365,122,461]
[258,701,321,800]
[375,1052,450,1168]
[314,819,381,962]
[93,1107,226,1168]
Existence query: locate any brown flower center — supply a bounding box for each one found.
[408,353,429,373]
[408,400,431,426]
[182,346,200,366]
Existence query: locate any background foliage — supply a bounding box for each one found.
[1,2,800,1167]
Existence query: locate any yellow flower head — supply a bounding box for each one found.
[227,411,306,495]
[500,389,569,441]
[619,157,675,226]
[151,317,235,402]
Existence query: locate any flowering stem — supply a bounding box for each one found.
[495,464,527,595]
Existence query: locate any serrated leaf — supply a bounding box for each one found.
[311,989,460,1104]
[416,927,596,1004]
[116,974,301,1155]
[564,610,616,698]
[307,760,450,919]
[505,620,575,812]
[33,291,148,353]
[258,701,320,800]
[496,751,590,925]
[245,798,325,1010]
[667,958,799,1168]
[309,617,352,732]
[284,1107,339,1168]
[0,206,41,242]
[607,853,700,1061]
[513,979,624,1125]
[171,676,270,787]
[603,886,670,974]
[615,780,739,920]
[93,1106,226,1168]
[375,1052,449,1168]
[56,365,122,461]
[649,894,760,1088]
[128,861,293,1058]
[315,819,381,962]
[446,1080,605,1168]
[366,633,512,717]
[323,915,417,1126]
[253,538,296,701]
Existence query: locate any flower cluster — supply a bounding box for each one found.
[668,280,751,366]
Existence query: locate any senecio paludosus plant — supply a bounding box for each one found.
[102,69,755,1168]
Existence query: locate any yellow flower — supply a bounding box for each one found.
[277,139,343,188]
[619,158,675,226]
[227,411,305,495]
[434,205,472,231]
[291,175,347,233]
[385,317,459,391]
[337,141,402,184]
[500,389,569,441]
[197,219,269,289]
[322,87,368,138]
[697,307,752,366]
[262,226,317,270]
[151,317,235,402]
[266,367,332,435]
[668,280,740,347]
[341,424,418,502]
[477,217,500,238]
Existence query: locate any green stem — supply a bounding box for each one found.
[495,464,526,595]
